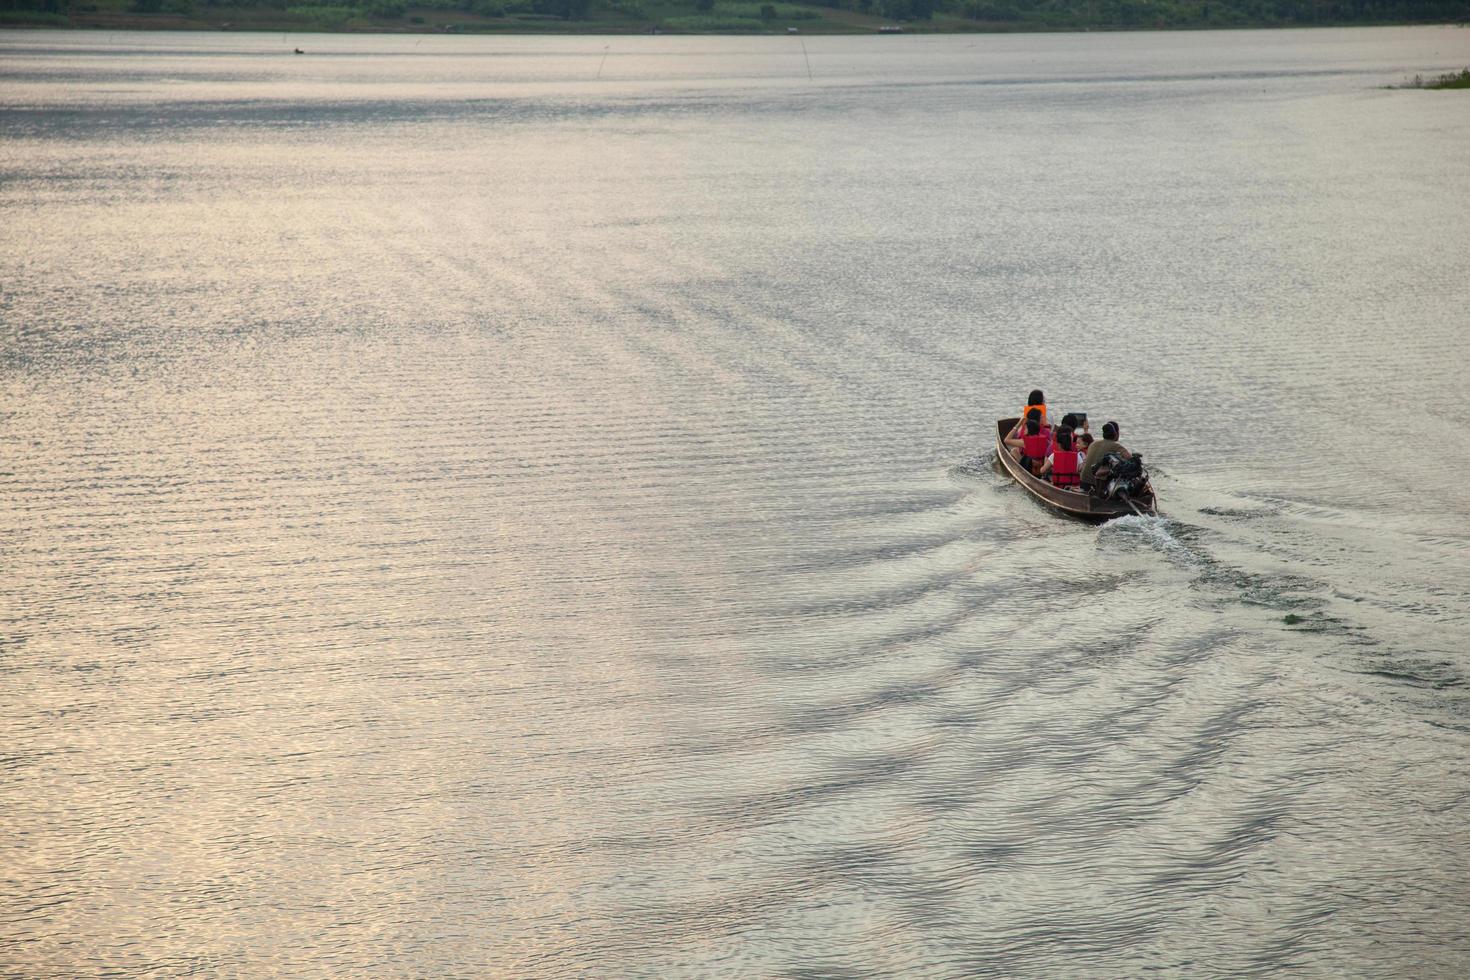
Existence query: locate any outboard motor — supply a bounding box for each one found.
[1101,454,1149,501]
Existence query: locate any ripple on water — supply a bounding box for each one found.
[4,27,1470,979]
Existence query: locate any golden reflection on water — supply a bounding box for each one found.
[4,26,1470,978]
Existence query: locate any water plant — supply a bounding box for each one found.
[1399,68,1470,89]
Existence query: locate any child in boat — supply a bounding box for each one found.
[1005,402,1051,444]
[1005,410,1051,475]
[1040,425,1084,489]
[1021,389,1047,427]
[1054,413,1089,453]
[1005,390,1048,442]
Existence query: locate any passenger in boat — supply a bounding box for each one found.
[1040,426,1083,489]
[1006,399,1051,446]
[1005,411,1051,475]
[1005,407,1032,449]
[1079,420,1131,488]
[1054,413,1089,452]
[1006,391,1048,444]
[1021,389,1047,428]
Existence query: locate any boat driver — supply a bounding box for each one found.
[1079,420,1131,488]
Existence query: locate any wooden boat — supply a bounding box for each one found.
[994,418,1156,522]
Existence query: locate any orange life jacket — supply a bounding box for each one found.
[1021,403,1048,427]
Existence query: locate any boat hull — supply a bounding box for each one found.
[994,418,1156,522]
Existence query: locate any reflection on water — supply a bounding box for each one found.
[2,26,1469,977]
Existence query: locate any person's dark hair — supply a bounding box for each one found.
[1061,413,1078,429]
[1028,389,1045,405]
[1026,407,1042,424]
[1080,432,1094,447]
[1026,417,1040,435]
[1056,426,1074,452]
[1102,421,1119,441]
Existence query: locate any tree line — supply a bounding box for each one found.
[3,0,1465,30]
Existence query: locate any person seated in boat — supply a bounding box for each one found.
[1079,420,1131,489]
[1005,390,1048,444]
[1005,390,1048,441]
[1005,411,1051,476]
[1021,389,1047,428]
[1054,412,1089,452]
[1039,425,1084,489]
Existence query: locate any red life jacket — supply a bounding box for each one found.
[1022,433,1049,462]
[1051,449,1080,486]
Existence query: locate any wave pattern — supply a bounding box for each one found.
[3,28,1470,978]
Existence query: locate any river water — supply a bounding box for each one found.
[3,25,1469,977]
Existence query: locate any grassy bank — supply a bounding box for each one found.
[3,0,1468,35]
[1397,66,1470,86]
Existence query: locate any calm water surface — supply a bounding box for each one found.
[3,25,1469,977]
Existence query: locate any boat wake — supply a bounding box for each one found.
[1097,512,1200,564]
[947,450,999,481]
[1099,511,1344,622]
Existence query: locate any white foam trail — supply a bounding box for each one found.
[1101,513,1203,565]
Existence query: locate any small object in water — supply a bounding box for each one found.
[294,48,304,54]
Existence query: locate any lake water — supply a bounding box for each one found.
[3,25,1469,977]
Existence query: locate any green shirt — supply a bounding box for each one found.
[1080,438,1124,484]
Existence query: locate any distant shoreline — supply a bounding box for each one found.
[3,5,1465,38]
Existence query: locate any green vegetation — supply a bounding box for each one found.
[1397,67,1470,87]
[2,0,1466,32]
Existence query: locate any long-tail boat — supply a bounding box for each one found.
[994,417,1157,522]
